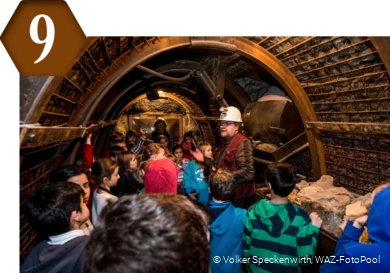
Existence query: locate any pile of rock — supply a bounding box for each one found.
[288,175,371,238]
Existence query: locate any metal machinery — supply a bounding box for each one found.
[243,96,308,164]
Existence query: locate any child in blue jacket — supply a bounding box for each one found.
[320,183,390,273]
[183,142,212,205]
[204,168,247,273]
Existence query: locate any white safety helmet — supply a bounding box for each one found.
[218,106,242,123]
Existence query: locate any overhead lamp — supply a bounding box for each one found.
[146,90,160,100]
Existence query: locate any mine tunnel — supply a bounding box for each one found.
[20,36,390,271]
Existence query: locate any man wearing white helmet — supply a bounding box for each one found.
[192,106,255,209]
[151,117,174,149]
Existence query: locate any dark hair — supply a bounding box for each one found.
[172,144,183,154]
[92,158,118,185]
[110,140,126,147]
[109,145,125,158]
[109,132,125,143]
[84,194,210,273]
[182,131,197,147]
[154,117,167,128]
[125,129,137,138]
[265,162,296,197]
[209,168,235,201]
[24,182,84,237]
[50,165,87,183]
[183,131,194,139]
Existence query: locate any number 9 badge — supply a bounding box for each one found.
[0,0,86,76]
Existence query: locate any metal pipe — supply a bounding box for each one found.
[136,65,193,82]
[195,71,229,107]
[195,70,217,96]
[190,40,237,52]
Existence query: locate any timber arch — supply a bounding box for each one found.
[22,36,326,179]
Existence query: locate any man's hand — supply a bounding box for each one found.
[179,136,184,143]
[190,148,204,162]
[310,212,323,228]
[353,215,368,229]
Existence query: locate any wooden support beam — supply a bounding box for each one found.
[257,36,271,45]
[300,63,384,83]
[306,121,390,135]
[295,51,378,77]
[77,61,93,83]
[287,39,371,69]
[101,37,112,64]
[64,77,85,94]
[280,37,341,62]
[194,116,220,121]
[303,71,385,88]
[265,37,291,51]
[274,36,316,58]
[20,121,118,149]
[87,50,101,72]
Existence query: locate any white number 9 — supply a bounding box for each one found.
[30,14,55,64]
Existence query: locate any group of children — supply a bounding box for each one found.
[20,126,390,273]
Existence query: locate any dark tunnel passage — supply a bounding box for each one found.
[19,36,390,269]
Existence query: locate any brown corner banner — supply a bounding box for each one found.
[0,0,86,76]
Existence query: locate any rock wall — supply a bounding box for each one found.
[289,175,371,238]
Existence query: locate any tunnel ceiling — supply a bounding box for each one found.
[98,47,269,119]
[20,36,390,128]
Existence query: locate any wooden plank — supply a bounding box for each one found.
[306,121,390,135]
[194,116,220,121]
[20,121,118,149]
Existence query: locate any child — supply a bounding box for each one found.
[172,144,190,195]
[205,168,247,273]
[144,157,178,194]
[110,151,140,196]
[183,142,212,205]
[49,165,94,235]
[143,142,166,161]
[151,117,174,148]
[125,129,138,150]
[181,131,197,160]
[103,132,126,158]
[91,158,120,225]
[84,194,210,273]
[243,162,322,273]
[21,182,89,273]
[320,183,390,273]
[157,134,171,152]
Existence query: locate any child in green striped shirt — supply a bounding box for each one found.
[243,162,323,273]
